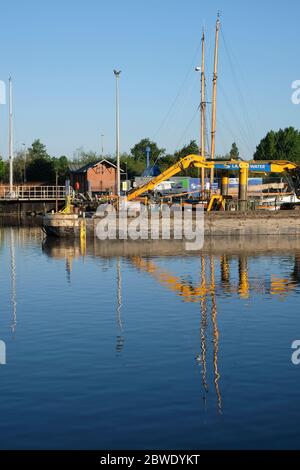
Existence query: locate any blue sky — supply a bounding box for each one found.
[0,0,299,160]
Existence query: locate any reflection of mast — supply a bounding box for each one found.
[199,256,209,401]
[66,256,72,284]
[220,254,230,292]
[210,256,222,413]
[10,228,17,333]
[238,256,249,299]
[116,257,124,352]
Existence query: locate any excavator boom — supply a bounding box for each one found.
[127,154,207,201]
[126,154,300,202]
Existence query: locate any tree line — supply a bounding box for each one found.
[0,126,299,184]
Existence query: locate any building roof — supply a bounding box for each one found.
[70,159,124,174]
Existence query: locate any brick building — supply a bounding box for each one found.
[70,159,122,195]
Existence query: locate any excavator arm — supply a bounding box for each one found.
[249,160,300,198]
[127,154,211,201]
[126,154,300,202]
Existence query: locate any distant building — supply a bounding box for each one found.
[69,159,123,195]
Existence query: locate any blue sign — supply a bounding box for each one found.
[214,163,241,170]
[214,163,272,173]
[249,163,271,172]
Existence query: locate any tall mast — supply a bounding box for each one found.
[200,30,206,193]
[210,13,220,186]
[201,30,206,158]
[114,70,121,203]
[9,77,14,194]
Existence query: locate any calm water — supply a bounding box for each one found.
[1,226,300,450]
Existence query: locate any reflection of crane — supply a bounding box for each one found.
[128,253,300,412]
[130,256,212,302]
[130,254,294,301]
[130,254,223,412]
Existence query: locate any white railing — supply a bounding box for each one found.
[0,186,66,200]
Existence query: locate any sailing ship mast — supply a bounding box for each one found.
[200,30,206,192]
[9,77,14,195]
[210,13,220,186]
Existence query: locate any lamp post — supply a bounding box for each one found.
[114,70,121,202]
[101,133,104,157]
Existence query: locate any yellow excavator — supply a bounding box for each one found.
[126,154,300,211]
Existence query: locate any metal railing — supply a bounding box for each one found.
[0,186,66,200]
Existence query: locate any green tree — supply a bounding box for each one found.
[25,139,55,182]
[229,142,239,160]
[159,140,199,177]
[121,154,146,179]
[158,140,199,174]
[173,140,199,160]
[12,151,27,183]
[254,127,300,162]
[0,157,7,182]
[130,138,165,163]
[53,156,69,184]
[73,149,100,165]
[28,139,50,160]
[27,157,55,182]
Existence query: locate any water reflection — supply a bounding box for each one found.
[3,228,300,414]
[9,228,17,334]
[116,258,124,353]
[39,235,300,413]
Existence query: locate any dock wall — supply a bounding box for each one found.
[43,211,300,238]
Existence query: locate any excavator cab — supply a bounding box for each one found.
[287,167,300,199]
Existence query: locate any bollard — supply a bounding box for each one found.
[221,172,229,197]
[238,164,248,212]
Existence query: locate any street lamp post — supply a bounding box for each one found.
[101,134,104,157]
[114,70,121,202]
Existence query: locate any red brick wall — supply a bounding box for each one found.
[87,163,117,193]
[70,162,117,194]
